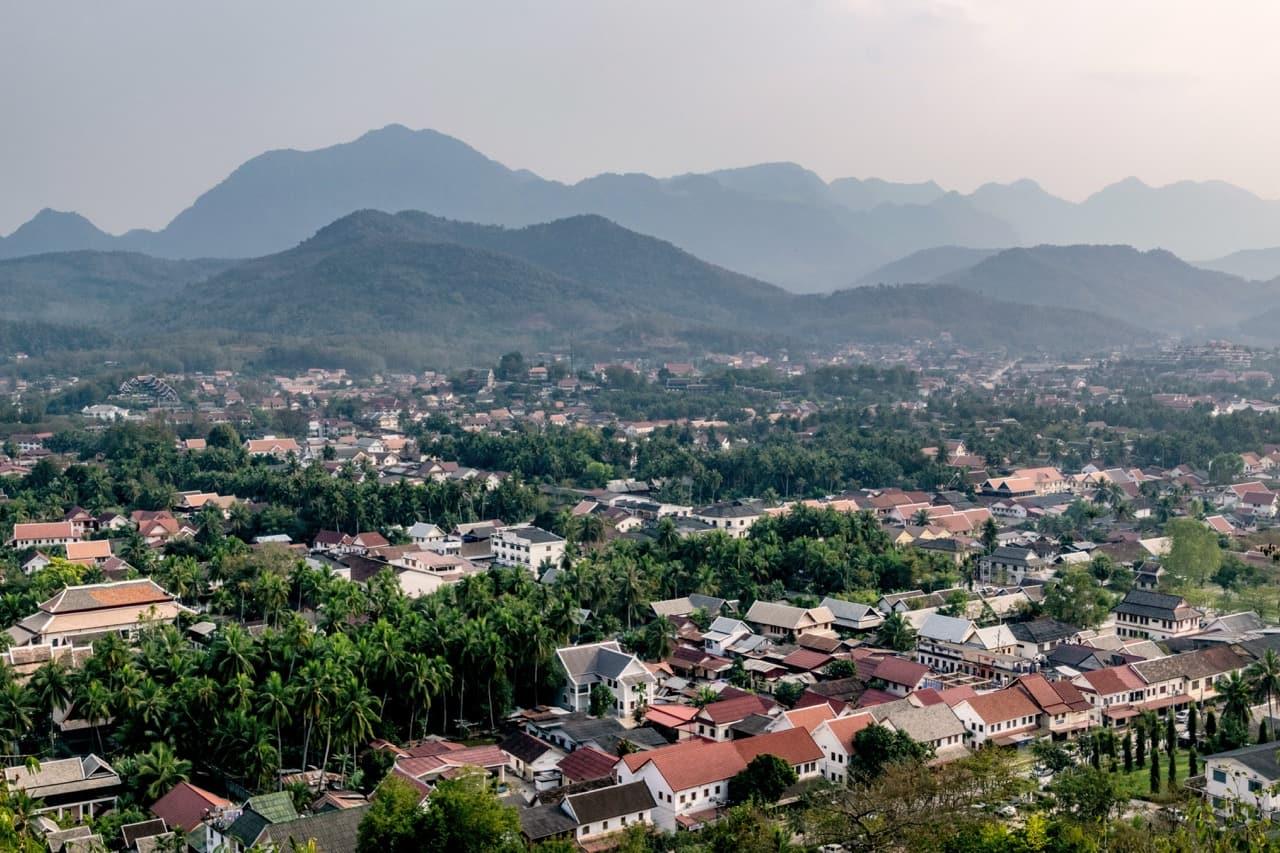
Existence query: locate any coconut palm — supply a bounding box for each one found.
[28,660,70,747]
[132,741,192,800]
[1248,649,1280,728]
[0,682,37,753]
[1219,671,1253,727]
[878,611,916,652]
[76,678,113,754]
[257,671,293,781]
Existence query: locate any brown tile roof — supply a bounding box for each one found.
[960,688,1039,724]
[698,694,776,725]
[818,712,878,751]
[1077,664,1144,696]
[556,746,618,782]
[621,728,821,792]
[872,657,930,688]
[11,521,75,540]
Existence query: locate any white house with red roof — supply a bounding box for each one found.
[614,728,822,831]
[8,521,78,549]
[810,712,879,784]
[951,688,1041,747]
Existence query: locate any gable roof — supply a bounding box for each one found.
[744,601,834,630]
[150,781,233,832]
[255,803,370,853]
[698,693,776,725]
[1113,589,1198,621]
[556,746,618,782]
[40,579,174,613]
[815,712,878,750]
[872,656,930,687]
[565,781,655,824]
[620,728,820,791]
[1076,664,1144,696]
[500,731,557,765]
[958,688,1039,724]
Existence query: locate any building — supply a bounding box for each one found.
[1201,741,1280,819]
[977,546,1042,586]
[244,436,301,458]
[492,524,566,572]
[691,500,763,538]
[743,601,835,641]
[952,688,1041,747]
[6,579,189,648]
[615,728,823,831]
[4,755,122,822]
[555,641,657,718]
[519,781,656,846]
[811,712,879,784]
[8,521,79,549]
[1112,590,1202,640]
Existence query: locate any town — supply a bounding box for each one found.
[3,342,1280,851]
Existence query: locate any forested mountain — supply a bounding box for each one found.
[0,250,234,325]
[938,244,1280,335]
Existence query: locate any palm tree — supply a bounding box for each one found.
[28,660,71,748]
[132,741,192,800]
[1219,672,1253,727]
[1248,649,1280,728]
[336,683,380,777]
[878,612,916,652]
[0,682,37,753]
[210,624,258,681]
[257,671,293,782]
[76,678,113,754]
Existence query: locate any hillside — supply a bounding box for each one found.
[0,251,235,325]
[792,284,1143,353]
[938,245,1275,335]
[855,246,999,285]
[0,209,119,259]
[1195,247,1280,282]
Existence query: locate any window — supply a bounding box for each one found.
[1213,769,1227,784]
[1250,780,1263,793]
[603,820,610,830]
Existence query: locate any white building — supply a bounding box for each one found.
[555,641,656,718]
[492,524,566,572]
[1203,742,1280,819]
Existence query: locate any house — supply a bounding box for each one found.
[1239,490,1279,518]
[1007,618,1082,659]
[868,700,968,761]
[500,730,565,783]
[870,657,932,696]
[120,818,174,851]
[556,746,619,784]
[389,743,509,793]
[556,641,657,718]
[244,436,301,458]
[4,755,122,822]
[407,522,446,546]
[615,728,823,831]
[1112,590,1202,640]
[743,601,835,641]
[1072,664,1147,728]
[702,617,754,656]
[1130,646,1247,708]
[1201,741,1280,819]
[692,693,777,741]
[8,521,78,549]
[1011,674,1093,739]
[952,688,1041,747]
[492,525,566,572]
[205,791,299,853]
[811,712,879,783]
[977,546,1042,585]
[7,579,189,648]
[150,781,233,836]
[691,500,762,538]
[64,539,112,567]
[819,597,884,632]
[520,781,656,846]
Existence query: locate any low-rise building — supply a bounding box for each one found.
[1112,590,1201,640]
[555,641,656,718]
[492,524,566,572]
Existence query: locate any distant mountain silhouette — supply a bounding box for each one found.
[938,244,1276,336]
[0,209,117,258]
[855,246,998,285]
[1195,247,1280,281]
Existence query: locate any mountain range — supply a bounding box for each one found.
[8,124,1280,290]
[2,211,1165,368]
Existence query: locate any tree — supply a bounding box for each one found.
[878,611,916,652]
[130,742,192,801]
[588,683,614,718]
[1261,720,1271,744]
[1122,732,1133,773]
[729,753,798,805]
[358,775,422,853]
[1050,767,1121,823]
[1149,750,1160,795]
[1043,567,1113,628]
[824,659,856,679]
[1163,517,1223,588]
[1248,648,1280,730]
[1188,702,1199,747]
[1219,672,1253,727]
[1188,746,1198,777]
[773,681,805,708]
[980,518,999,555]
[1135,721,1146,768]
[1165,713,1177,755]
[416,768,522,853]
[1167,745,1177,786]
[1206,707,1217,740]
[847,724,932,783]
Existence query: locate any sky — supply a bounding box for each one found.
[3,0,1280,234]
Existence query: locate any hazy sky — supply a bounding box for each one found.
[4,0,1280,234]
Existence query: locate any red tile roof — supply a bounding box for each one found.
[622,729,821,792]
[697,693,776,725]
[557,746,618,782]
[872,657,930,688]
[150,781,232,832]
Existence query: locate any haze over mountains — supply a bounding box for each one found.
[7,124,1280,290]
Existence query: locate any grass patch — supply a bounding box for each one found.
[1107,745,1197,802]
